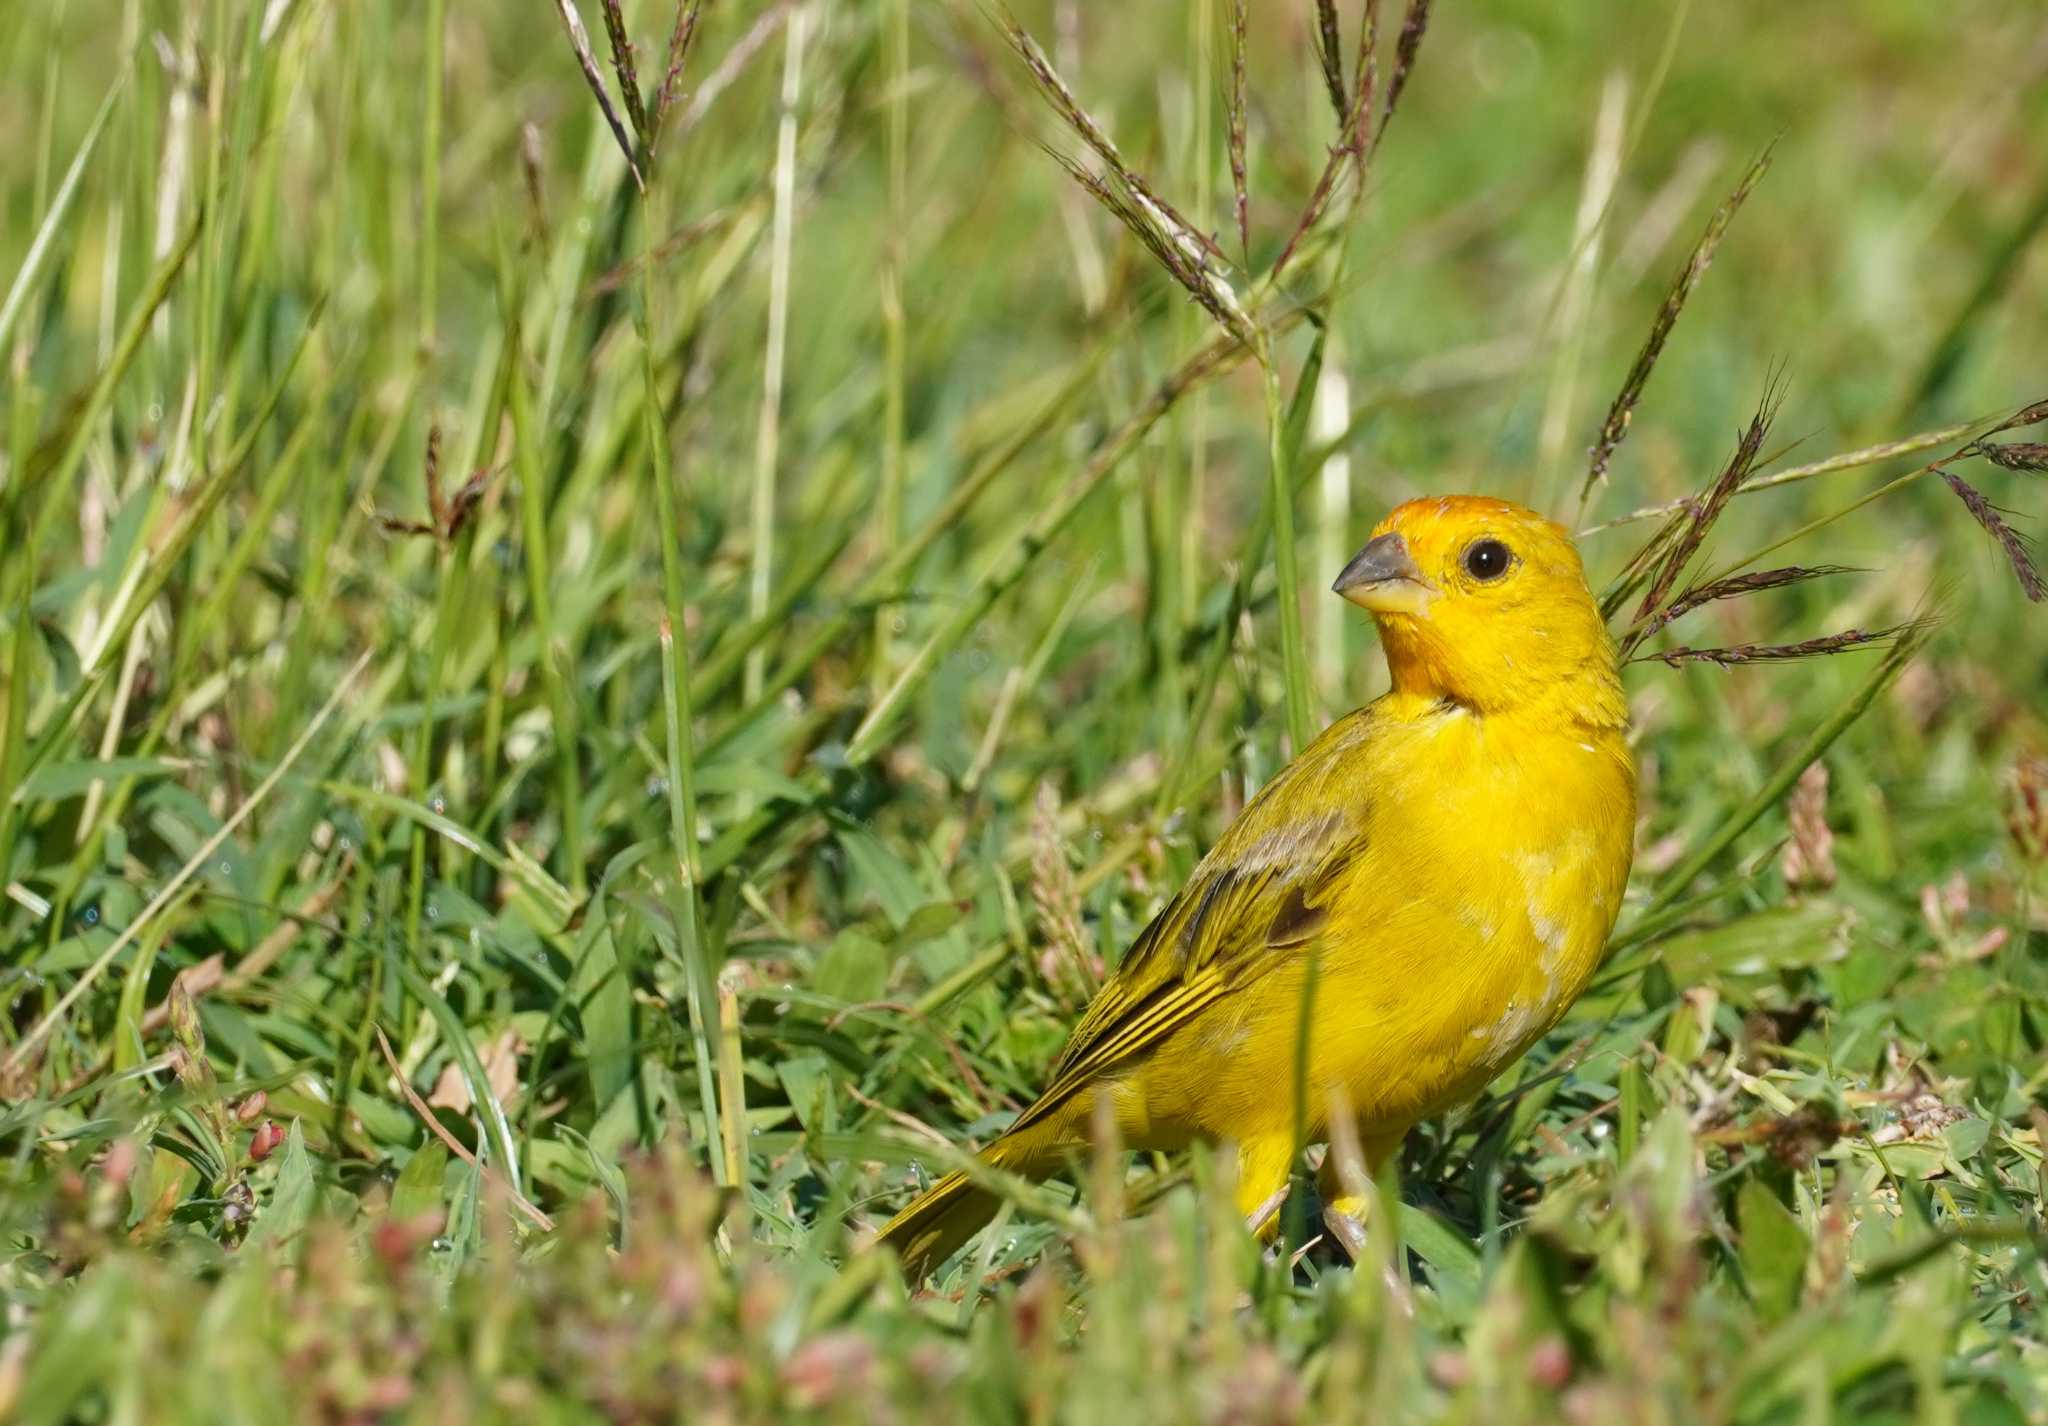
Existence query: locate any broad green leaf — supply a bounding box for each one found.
[574,926,634,1112]
[1737,1177,1808,1323]
[1942,1117,1989,1166]
[390,1141,451,1224]
[247,1120,315,1248]
[1875,1142,1949,1180]
[834,819,923,927]
[777,1054,835,1135]
[556,1125,629,1230]
[1402,1204,1482,1313]
[814,929,887,1005]
[898,900,964,949]
[15,756,187,804]
[111,923,168,1074]
[1657,904,1851,986]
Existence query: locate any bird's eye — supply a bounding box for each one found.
[1462,538,1512,581]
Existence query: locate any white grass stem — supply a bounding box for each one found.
[744,3,807,708]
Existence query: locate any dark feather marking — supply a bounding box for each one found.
[1267,884,1325,947]
[1178,870,1241,956]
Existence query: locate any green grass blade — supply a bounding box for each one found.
[0,68,125,355]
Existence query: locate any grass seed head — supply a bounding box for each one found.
[1973,441,2048,472]
[1637,623,1917,669]
[1936,467,2045,602]
[1780,762,1837,892]
[2008,753,2048,862]
[1583,143,1774,503]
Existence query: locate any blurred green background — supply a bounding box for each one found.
[2,1,2046,1421]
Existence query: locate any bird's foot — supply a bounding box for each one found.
[1243,1186,1289,1241]
[1320,1192,1371,1260]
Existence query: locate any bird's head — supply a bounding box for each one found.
[1333,495,1625,725]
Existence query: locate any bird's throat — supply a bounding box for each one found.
[1374,614,1628,730]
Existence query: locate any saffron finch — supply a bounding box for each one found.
[879,495,1635,1280]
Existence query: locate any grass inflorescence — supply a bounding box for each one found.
[2,2,2047,1422]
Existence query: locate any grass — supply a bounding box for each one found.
[3,0,2048,1421]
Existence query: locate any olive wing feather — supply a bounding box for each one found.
[1008,712,1376,1135]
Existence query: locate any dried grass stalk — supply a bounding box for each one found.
[1635,564,1857,644]
[1277,0,1426,280]
[1970,441,2048,472]
[551,0,646,190]
[1313,0,1349,128]
[1349,0,1381,172]
[998,12,1220,265]
[587,207,736,299]
[1272,144,1354,278]
[597,0,648,142]
[1587,420,1978,532]
[376,425,492,546]
[1637,624,1916,668]
[422,423,444,524]
[652,0,708,150]
[1000,10,1248,341]
[1987,397,2048,434]
[677,4,794,137]
[1582,142,1773,499]
[1228,0,1250,262]
[1377,0,1433,147]
[1044,147,1251,341]
[1631,392,1779,625]
[1936,467,2045,602]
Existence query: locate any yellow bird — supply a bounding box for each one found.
[877,495,1635,1280]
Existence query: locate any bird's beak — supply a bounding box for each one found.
[1332,532,1434,615]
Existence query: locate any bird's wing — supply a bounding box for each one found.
[1009,709,1378,1135]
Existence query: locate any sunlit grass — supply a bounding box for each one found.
[2,1,2046,1421]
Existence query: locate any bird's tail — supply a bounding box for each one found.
[875,1167,1000,1283]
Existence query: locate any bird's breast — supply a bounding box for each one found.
[1317,707,1634,1120]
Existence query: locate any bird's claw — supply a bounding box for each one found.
[1321,1203,1370,1260]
